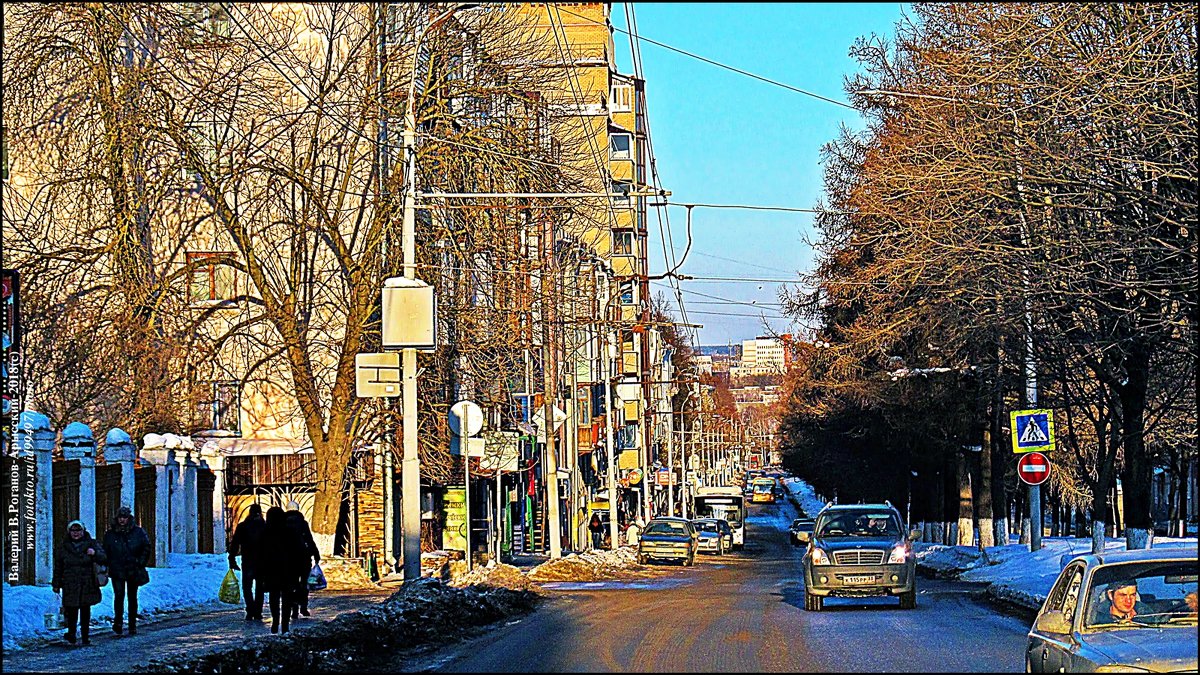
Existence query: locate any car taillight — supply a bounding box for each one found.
[887,543,910,564]
[810,547,831,565]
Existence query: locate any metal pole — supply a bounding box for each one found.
[604,328,619,549]
[539,214,563,559]
[667,410,675,516]
[464,437,472,571]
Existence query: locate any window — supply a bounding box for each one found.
[611,84,633,112]
[185,3,233,42]
[609,133,631,161]
[187,252,238,304]
[194,380,240,435]
[613,230,634,257]
[618,280,635,305]
[611,181,632,208]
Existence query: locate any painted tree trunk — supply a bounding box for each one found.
[956,451,974,546]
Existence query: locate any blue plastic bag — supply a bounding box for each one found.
[307,563,327,591]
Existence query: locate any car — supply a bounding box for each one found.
[637,517,699,566]
[789,518,816,547]
[692,518,734,555]
[1025,546,1198,673]
[802,502,919,611]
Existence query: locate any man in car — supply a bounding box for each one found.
[1091,579,1151,624]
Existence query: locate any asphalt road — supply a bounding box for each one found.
[401,499,1032,673]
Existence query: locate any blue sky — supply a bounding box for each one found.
[608,3,910,346]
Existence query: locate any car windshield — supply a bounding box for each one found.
[694,521,718,533]
[1083,561,1198,630]
[644,522,688,536]
[816,512,901,537]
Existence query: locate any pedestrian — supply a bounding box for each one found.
[227,503,266,621]
[588,512,605,549]
[284,501,320,619]
[256,506,305,634]
[102,505,151,637]
[52,520,107,646]
[625,518,643,547]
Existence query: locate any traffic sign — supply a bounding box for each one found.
[1017,452,1051,486]
[1010,409,1055,454]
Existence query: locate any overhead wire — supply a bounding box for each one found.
[558,5,854,110]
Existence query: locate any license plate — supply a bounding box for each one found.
[843,575,876,584]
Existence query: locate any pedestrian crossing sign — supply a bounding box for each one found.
[1010,409,1055,454]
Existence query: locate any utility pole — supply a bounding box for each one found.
[539,211,563,559]
[604,327,620,549]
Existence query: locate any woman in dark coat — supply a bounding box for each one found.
[52,520,107,646]
[102,505,151,636]
[255,506,305,634]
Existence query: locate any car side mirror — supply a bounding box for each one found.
[1034,610,1071,635]
[908,529,921,542]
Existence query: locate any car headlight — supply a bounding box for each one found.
[887,543,910,564]
[1095,666,1152,673]
[810,547,831,565]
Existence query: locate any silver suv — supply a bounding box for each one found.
[802,502,919,611]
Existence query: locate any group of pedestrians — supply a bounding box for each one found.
[52,506,150,646]
[228,501,320,634]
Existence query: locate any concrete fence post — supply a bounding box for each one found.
[141,434,173,565]
[104,428,137,513]
[62,422,96,536]
[198,440,227,555]
[16,411,54,585]
[181,438,198,554]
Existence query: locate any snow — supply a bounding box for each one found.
[782,476,1197,612]
[3,553,232,652]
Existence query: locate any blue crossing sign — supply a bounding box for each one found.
[1010,409,1055,454]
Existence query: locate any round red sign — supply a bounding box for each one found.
[1017,452,1051,486]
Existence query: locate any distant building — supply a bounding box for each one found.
[693,355,714,376]
[740,337,787,376]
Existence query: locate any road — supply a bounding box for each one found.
[399,499,1032,673]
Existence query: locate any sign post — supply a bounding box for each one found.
[1011,409,1054,552]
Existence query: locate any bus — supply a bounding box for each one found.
[751,477,777,503]
[693,486,745,549]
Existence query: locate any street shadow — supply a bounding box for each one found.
[776,585,911,613]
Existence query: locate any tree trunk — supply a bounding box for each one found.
[956,451,974,546]
[1119,341,1153,549]
[977,430,995,547]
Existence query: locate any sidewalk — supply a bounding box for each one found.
[2,588,393,673]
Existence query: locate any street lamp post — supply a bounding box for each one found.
[398,2,478,582]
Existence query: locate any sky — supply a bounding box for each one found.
[607,3,911,347]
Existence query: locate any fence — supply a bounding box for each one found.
[52,459,81,541]
[135,465,157,567]
[198,468,215,553]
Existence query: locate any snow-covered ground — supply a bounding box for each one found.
[782,476,1198,612]
[3,553,231,651]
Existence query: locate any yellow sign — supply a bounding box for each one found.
[1010,409,1055,454]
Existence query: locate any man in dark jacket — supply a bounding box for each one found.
[102,506,151,636]
[228,503,266,621]
[284,501,320,618]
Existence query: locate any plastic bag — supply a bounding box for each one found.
[307,563,327,591]
[94,562,109,587]
[218,568,241,604]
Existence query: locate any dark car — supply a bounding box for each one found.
[638,517,699,566]
[802,502,919,611]
[692,518,733,555]
[1026,546,1198,673]
[789,518,816,547]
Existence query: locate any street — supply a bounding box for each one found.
[396,500,1032,673]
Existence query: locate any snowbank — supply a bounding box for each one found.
[916,536,1198,611]
[3,553,230,652]
[782,478,828,518]
[528,546,646,582]
[449,563,539,592]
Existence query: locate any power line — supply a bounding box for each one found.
[557,5,854,110]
